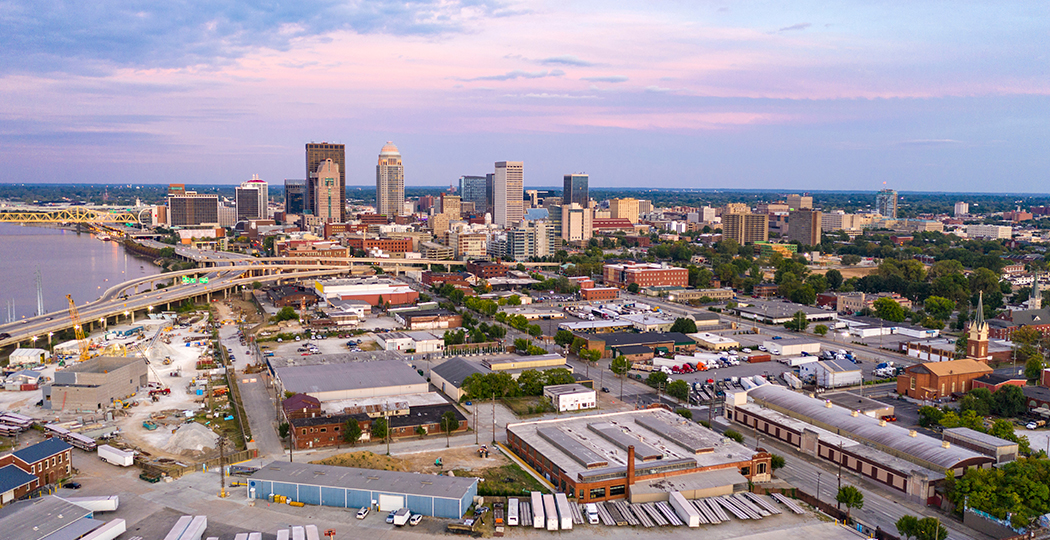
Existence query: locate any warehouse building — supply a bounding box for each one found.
[726,384,993,500]
[375,331,444,354]
[689,333,739,351]
[942,428,1018,464]
[483,354,565,371]
[42,356,148,411]
[800,359,862,388]
[249,461,477,518]
[394,309,463,330]
[543,384,596,412]
[274,359,427,402]
[763,337,820,356]
[577,332,697,359]
[430,357,487,401]
[506,408,770,503]
[289,403,467,449]
[735,300,836,325]
[7,348,50,367]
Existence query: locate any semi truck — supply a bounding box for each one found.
[98,445,134,467]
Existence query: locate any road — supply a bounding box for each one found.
[219,324,285,458]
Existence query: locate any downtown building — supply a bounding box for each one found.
[167,189,219,227]
[876,189,898,219]
[314,159,342,223]
[493,161,524,227]
[306,142,346,222]
[563,173,589,207]
[721,212,768,245]
[459,175,488,215]
[284,179,307,215]
[376,142,406,217]
[235,175,268,220]
[787,208,822,246]
[603,263,688,289]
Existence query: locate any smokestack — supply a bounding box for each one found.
[627,445,636,486]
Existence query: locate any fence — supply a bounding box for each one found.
[751,485,900,540]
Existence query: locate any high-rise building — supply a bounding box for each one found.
[508,220,553,260]
[788,209,822,246]
[376,142,405,217]
[559,203,592,244]
[786,194,813,210]
[638,200,653,216]
[610,198,640,224]
[459,175,488,214]
[876,189,898,219]
[954,202,969,217]
[236,175,268,220]
[440,193,461,218]
[563,174,589,207]
[306,142,346,221]
[168,184,186,196]
[722,212,768,244]
[284,179,307,215]
[493,161,524,227]
[168,192,219,226]
[314,159,341,223]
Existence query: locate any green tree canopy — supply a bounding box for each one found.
[873,297,907,323]
[923,296,955,321]
[371,417,388,440]
[343,418,362,445]
[669,317,698,334]
[784,311,809,332]
[667,380,690,401]
[836,485,864,522]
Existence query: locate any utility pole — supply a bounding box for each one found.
[836,441,843,509]
[474,404,478,445]
[218,435,228,498]
[492,392,496,444]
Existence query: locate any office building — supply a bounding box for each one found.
[876,189,898,219]
[788,209,822,246]
[559,203,592,244]
[459,175,488,214]
[508,220,553,260]
[722,212,768,244]
[285,179,307,214]
[235,175,268,220]
[440,193,461,218]
[306,142,346,221]
[786,194,813,210]
[954,202,969,217]
[168,192,219,226]
[493,161,524,227]
[376,142,406,217]
[563,174,589,207]
[610,198,640,224]
[603,263,688,289]
[168,184,186,196]
[967,224,1011,240]
[312,159,341,223]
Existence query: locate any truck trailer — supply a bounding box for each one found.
[98,445,134,467]
[554,492,573,531]
[542,494,559,531]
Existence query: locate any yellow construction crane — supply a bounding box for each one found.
[66,294,90,362]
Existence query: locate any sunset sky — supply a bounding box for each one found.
[1,1,1047,192]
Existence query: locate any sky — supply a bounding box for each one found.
[0,1,1048,192]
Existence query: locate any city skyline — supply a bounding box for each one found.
[0,2,1047,192]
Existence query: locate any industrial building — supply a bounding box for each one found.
[577,332,697,359]
[7,348,50,367]
[506,408,770,503]
[250,461,477,518]
[274,359,427,402]
[393,309,463,330]
[543,384,596,412]
[726,384,993,500]
[762,337,820,356]
[483,354,565,372]
[735,300,836,325]
[799,359,862,388]
[42,356,148,411]
[313,277,419,307]
[603,263,688,289]
[0,496,112,539]
[942,428,1018,464]
[689,333,739,351]
[375,331,444,354]
[430,357,486,401]
[289,403,467,449]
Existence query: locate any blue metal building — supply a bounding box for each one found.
[248,461,477,519]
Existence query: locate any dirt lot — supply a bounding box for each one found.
[808,266,879,279]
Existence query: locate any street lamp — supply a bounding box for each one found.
[816,471,822,503]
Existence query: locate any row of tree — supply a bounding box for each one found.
[459,368,576,400]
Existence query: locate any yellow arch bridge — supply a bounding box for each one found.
[0,207,140,224]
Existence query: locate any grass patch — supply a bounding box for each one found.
[501,396,554,417]
[452,463,546,496]
[313,451,406,471]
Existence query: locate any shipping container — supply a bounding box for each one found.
[531,492,545,529]
[554,493,573,530]
[507,498,519,526]
[542,494,558,531]
[669,492,700,527]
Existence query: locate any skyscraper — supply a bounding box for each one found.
[787,209,822,246]
[559,203,592,244]
[876,189,898,219]
[168,192,219,226]
[314,159,341,223]
[563,174,589,207]
[722,212,769,245]
[493,161,524,227]
[376,142,405,217]
[459,175,488,214]
[284,179,306,214]
[236,175,267,220]
[786,194,813,210]
[610,198,640,223]
[306,142,346,221]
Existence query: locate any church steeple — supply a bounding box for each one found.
[967,291,989,361]
[1031,275,1043,310]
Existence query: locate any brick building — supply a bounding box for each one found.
[265,285,321,308]
[579,332,696,359]
[603,263,688,289]
[345,236,413,254]
[394,309,463,330]
[290,404,467,450]
[466,260,508,279]
[896,359,993,400]
[0,438,73,501]
[282,393,322,420]
[581,287,618,302]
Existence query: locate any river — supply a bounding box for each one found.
[0,223,161,320]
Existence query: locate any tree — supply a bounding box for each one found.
[1014,326,1042,348]
[813,324,828,336]
[627,283,640,293]
[992,384,1026,417]
[913,517,948,540]
[507,294,522,306]
[896,515,919,540]
[278,422,290,439]
[415,426,427,438]
[723,429,744,443]
[669,317,697,334]
[518,369,546,395]
[675,408,693,419]
[954,334,968,358]
[784,311,809,332]
[343,418,362,445]
[825,269,844,291]
[917,406,943,428]
[513,338,532,353]
[543,368,575,386]
[771,454,786,470]
[924,296,955,321]
[610,356,629,377]
[272,306,298,323]
[554,330,574,348]
[526,324,543,337]
[667,380,690,401]
[440,410,459,448]
[873,297,907,323]
[1025,353,1046,382]
[646,371,668,388]
[371,417,388,442]
[836,485,864,522]
[841,254,861,266]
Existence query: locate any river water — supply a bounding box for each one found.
[0,223,161,320]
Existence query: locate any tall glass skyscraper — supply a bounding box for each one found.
[284,178,306,214]
[876,189,898,219]
[306,142,346,222]
[563,174,589,207]
[459,175,488,214]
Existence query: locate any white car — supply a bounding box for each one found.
[357,507,370,519]
[757,346,767,352]
[742,348,753,353]
[409,514,423,526]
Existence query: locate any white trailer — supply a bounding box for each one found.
[276,532,290,540]
[163,516,193,540]
[304,525,320,540]
[63,495,120,512]
[507,498,519,526]
[181,516,208,540]
[531,492,545,529]
[98,445,134,467]
[542,494,559,531]
[554,493,573,531]
[780,356,818,367]
[669,492,701,527]
[291,526,305,540]
[393,508,412,526]
[248,534,262,540]
[80,519,126,540]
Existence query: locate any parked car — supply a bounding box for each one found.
[409,513,423,526]
[63,482,82,489]
[386,511,396,524]
[357,507,370,519]
[601,387,610,393]
[881,415,897,422]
